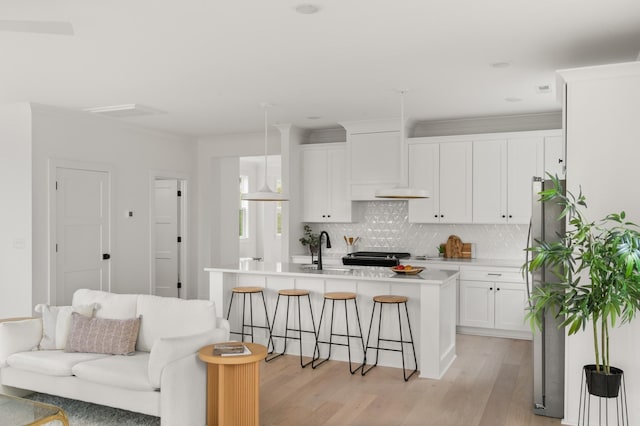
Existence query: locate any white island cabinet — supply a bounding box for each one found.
[206,262,459,379]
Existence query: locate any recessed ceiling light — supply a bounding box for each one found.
[306,116,322,120]
[490,62,511,69]
[295,4,320,14]
[535,85,552,94]
[505,97,523,102]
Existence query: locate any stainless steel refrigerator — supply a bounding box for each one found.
[528,176,565,418]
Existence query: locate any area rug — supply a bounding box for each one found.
[25,393,160,426]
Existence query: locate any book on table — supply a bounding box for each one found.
[213,343,252,356]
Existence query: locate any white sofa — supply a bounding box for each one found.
[0,289,230,426]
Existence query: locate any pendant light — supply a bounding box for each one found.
[374,90,430,199]
[242,103,289,201]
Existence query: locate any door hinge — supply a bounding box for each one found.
[177,190,182,197]
[177,236,182,243]
[55,181,58,190]
[177,282,182,289]
[55,243,58,252]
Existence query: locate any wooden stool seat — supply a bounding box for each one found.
[278,289,310,296]
[232,286,264,293]
[324,291,356,300]
[373,295,408,304]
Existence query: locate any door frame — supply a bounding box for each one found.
[48,159,113,304]
[149,171,188,298]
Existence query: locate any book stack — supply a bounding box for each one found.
[213,343,252,356]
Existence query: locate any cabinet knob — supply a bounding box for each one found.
[440,214,444,218]
[489,287,493,291]
[558,158,564,163]
[496,288,501,291]
[434,214,438,218]
[327,215,331,218]
[508,215,513,218]
[322,215,326,218]
[502,215,506,218]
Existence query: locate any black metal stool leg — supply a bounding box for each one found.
[226,291,235,320]
[313,299,334,369]
[362,301,382,376]
[298,294,316,368]
[362,301,377,375]
[260,290,274,352]
[312,298,327,368]
[403,302,418,381]
[265,294,283,362]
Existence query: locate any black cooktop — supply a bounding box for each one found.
[342,251,411,267]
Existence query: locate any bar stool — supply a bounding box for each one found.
[362,295,417,381]
[312,292,365,374]
[226,286,274,350]
[265,289,317,367]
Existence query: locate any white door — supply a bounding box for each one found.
[494,282,529,331]
[55,168,110,305]
[458,280,495,328]
[408,142,440,223]
[439,141,473,223]
[154,179,180,297]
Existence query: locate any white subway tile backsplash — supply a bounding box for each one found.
[307,201,528,261]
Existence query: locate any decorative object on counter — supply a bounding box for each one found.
[241,103,288,202]
[441,235,474,258]
[525,175,640,425]
[390,265,424,275]
[299,224,320,259]
[437,245,445,257]
[344,235,359,253]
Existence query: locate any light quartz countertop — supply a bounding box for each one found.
[205,261,458,285]
[290,254,524,269]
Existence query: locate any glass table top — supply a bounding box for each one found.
[0,393,68,425]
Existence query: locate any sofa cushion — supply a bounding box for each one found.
[0,319,42,367]
[34,304,96,350]
[66,313,140,355]
[6,350,109,376]
[72,352,155,391]
[72,289,138,320]
[136,295,217,352]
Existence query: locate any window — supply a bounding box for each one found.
[275,179,282,236]
[239,175,249,239]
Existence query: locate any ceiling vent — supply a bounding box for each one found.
[84,104,165,118]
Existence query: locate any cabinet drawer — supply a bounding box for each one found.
[459,268,523,283]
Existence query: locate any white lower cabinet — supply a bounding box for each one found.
[458,266,530,337]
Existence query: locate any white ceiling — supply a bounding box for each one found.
[1,0,639,137]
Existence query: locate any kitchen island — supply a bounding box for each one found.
[205,261,458,379]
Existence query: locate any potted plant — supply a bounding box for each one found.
[525,175,640,398]
[299,224,320,257]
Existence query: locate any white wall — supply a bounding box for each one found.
[560,61,640,425]
[196,131,281,298]
[30,104,198,303]
[0,103,33,317]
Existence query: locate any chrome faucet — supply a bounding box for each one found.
[317,231,332,270]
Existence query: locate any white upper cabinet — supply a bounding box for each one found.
[473,132,549,224]
[408,138,473,223]
[301,143,351,222]
[544,135,565,178]
[341,119,403,200]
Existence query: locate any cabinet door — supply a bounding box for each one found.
[459,280,495,328]
[326,146,350,222]
[507,137,543,224]
[439,141,473,223]
[494,282,529,331]
[408,143,440,223]
[544,135,565,178]
[301,148,328,222]
[473,139,508,223]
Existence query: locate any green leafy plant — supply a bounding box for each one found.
[299,224,319,252]
[525,175,640,374]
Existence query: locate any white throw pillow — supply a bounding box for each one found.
[34,304,96,350]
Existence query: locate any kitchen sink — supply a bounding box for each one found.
[299,264,354,274]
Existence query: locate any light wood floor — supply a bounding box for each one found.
[260,334,562,426]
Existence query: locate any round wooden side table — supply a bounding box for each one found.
[198,342,267,426]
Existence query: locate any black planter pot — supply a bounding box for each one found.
[584,364,624,398]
